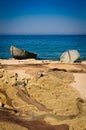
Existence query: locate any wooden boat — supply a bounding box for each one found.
[60,50,80,63]
[10,46,37,59]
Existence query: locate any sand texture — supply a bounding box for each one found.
[0,59,86,130]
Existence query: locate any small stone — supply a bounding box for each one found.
[36,71,46,79]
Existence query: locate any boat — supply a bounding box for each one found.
[60,50,80,63]
[10,46,37,59]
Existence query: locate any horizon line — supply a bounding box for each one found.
[0,33,86,36]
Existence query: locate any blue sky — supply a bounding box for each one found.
[0,0,86,34]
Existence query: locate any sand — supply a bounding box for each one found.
[0,59,86,130]
[72,73,86,99]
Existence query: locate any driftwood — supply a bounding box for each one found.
[16,87,52,112]
[0,108,69,130]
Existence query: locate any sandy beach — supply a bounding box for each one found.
[0,0,86,129]
[0,59,86,130]
[72,73,86,99]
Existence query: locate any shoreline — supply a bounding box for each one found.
[0,58,86,63]
[0,58,86,75]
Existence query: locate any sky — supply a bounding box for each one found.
[0,0,86,34]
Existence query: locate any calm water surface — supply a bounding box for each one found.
[0,35,86,60]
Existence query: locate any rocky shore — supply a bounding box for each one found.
[0,59,86,130]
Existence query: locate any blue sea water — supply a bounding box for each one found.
[0,35,86,60]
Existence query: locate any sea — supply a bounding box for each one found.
[0,35,86,60]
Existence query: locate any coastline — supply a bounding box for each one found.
[0,58,86,130]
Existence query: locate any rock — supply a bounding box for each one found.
[37,72,44,79]
[36,71,47,79]
[60,50,80,63]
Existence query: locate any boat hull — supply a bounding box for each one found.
[10,46,37,59]
[60,50,80,63]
